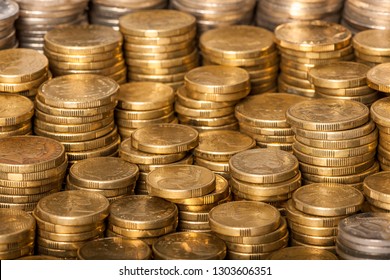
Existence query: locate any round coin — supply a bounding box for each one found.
[0,94,34,127]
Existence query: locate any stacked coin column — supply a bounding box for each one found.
[353,30,390,67]
[363,172,390,213]
[119,10,198,90]
[0,0,19,50]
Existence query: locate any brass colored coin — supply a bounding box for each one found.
[367,63,390,93]
[355,51,390,64]
[0,120,30,133]
[0,190,58,204]
[34,117,113,134]
[290,231,336,246]
[0,94,34,127]
[36,236,88,251]
[65,138,120,162]
[0,72,48,93]
[0,243,34,260]
[128,61,197,76]
[299,158,375,176]
[37,225,105,242]
[256,142,293,152]
[365,197,390,211]
[0,209,35,244]
[267,246,338,260]
[115,106,172,120]
[370,97,390,127]
[246,132,294,144]
[190,122,239,133]
[66,180,134,198]
[43,46,122,63]
[226,250,273,260]
[279,73,314,89]
[280,52,354,65]
[126,45,195,60]
[49,55,123,71]
[186,88,250,102]
[239,123,294,137]
[116,111,175,128]
[278,45,353,59]
[123,26,195,44]
[61,129,119,152]
[50,61,126,77]
[277,77,316,98]
[314,85,375,97]
[136,154,193,173]
[288,221,338,237]
[280,63,308,79]
[108,222,176,238]
[177,220,210,230]
[128,71,186,83]
[231,187,292,202]
[0,123,31,137]
[34,109,114,125]
[315,91,379,105]
[352,30,390,56]
[204,50,279,68]
[36,246,78,259]
[0,181,62,196]
[179,211,209,222]
[126,49,197,68]
[175,102,234,118]
[363,172,390,204]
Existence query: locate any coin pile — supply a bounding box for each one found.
[353,30,390,67]
[286,99,378,189]
[199,25,278,94]
[266,246,338,260]
[119,10,198,89]
[0,0,19,50]
[106,195,178,246]
[363,172,390,212]
[15,0,89,52]
[170,0,256,34]
[288,183,364,253]
[66,157,139,203]
[0,136,66,213]
[33,190,109,259]
[43,25,126,84]
[275,21,353,98]
[115,82,176,139]
[0,209,35,260]
[235,93,308,152]
[307,62,378,106]
[367,63,390,97]
[336,212,390,259]
[153,232,226,260]
[33,74,120,167]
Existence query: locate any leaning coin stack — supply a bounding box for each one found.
[286,99,378,190]
[199,25,279,95]
[33,190,109,259]
[115,82,176,139]
[119,10,198,89]
[66,157,139,203]
[266,246,338,260]
[235,93,308,152]
[106,195,178,246]
[0,209,35,260]
[33,74,120,167]
[353,30,390,67]
[288,183,364,254]
[363,172,390,213]
[44,25,126,84]
[307,62,378,107]
[177,65,250,131]
[275,21,353,98]
[0,136,67,213]
[336,212,390,259]
[0,0,19,50]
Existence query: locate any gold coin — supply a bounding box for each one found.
[278,45,353,59]
[365,197,390,211]
[354,50,390,64]
[290,238,336,254]
[315,85,376,97]
[194,157,229,172]
[37,225,105,242]
[0,94,34,127]
[0,243,34,260]
[290,231,336,246]
[277,77,316,98]
[190,122,239,133]
[239,123,294,137]
[129,60,197,76]
[175,102,234,118]
[108,222,176,238]
[43,46,122,63]
[115,106,172,121]
[116,111,175,128]
[124,39,194,53]
[126,45,195,60]
[280,63,308,79]
[34,117,113,134]
[36,246,77,259]
[363,171,390,204]
[186,88,250,102]
[0,72,48,93]
[123,29,196,46]
[0,122,31,137]
[288,220,338,237]
[18,255,60,260]
[136,154,193,173]
[66,181,134,198]
[245,132,294,144]
[0,209,35,244]
[177,220,210,230]
[0,180,62,196]
[299,158,375,176]
[179,211,209,222]
[279,72,314,89]
[50,60,126,77]
[34,109,114,125]
[231,187,292,202]
[280,52,354,65]
[126,49,197,68]
[128,71,186,83]
[367,63,390,93]
[178,113,237,127]
[204,51,279,68]
[352,29,390,56]
[370,97,390,127]
[226,250,273,260]
[36,236,88,251]
[267,246,338,260]
[49,55,123,71]
[65,138,120,162]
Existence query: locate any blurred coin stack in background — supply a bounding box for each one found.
[43,25,126,84]
[119,10,198,90]
[363,172,390,213]
[0,0,19,50]
[275,21,353,98]
[353,30,390,67]
[15,0,88,52]
[200,25,278,94]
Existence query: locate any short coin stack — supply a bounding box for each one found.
[275,21,353,98]
[363,172,390,212]
[353,30,390,67]
[199,25,278,94]
[66,157,139,203]
[119,10,198,90]
[266,246,338,260]
[367,63,390,97]
[33,190,109,259]
[0,0,19,50]
[115,82,176,139]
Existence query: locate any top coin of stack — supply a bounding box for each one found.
[367,63,390,97]
[363,171,390,212]
[353,30,390,67]
[0,0,19,50]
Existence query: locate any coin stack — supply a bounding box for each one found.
[286,99,378,190]
[0,209,35,260]
[336,212,390,259]
[266,246,338,260]
[66,157,139,203]
[119,10,198,89]
[0,0,19,50]
[0,48,49,100]
[353,30,390,67]
[275,21,353,98]
[119,123,198,194]
[307,62,378,107]
[288,183,364,253]
[170,0,256,34]
[199,25,279,95]
[363,172,390,213]
[0,136,67,213]
[15,0,89,52]
[235,93,308,152]
[106,195,178,246]
[33,74,120,167]
[43,25,126,84]
[367,63,390,98]
[115,82,176,139]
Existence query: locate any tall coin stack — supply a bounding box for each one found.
[119,10,198,90]
[199,25,279,95]
[115,82,176,139]
[286,99,378,190]
[275,21,353,98]
[363,172,390,213]
[33,190,109,259]
[0,0,18,50]
[0,136,67,213]
[66,157,139,203]
[353,30,390,67]
[43,25,126,84]
[33,74,120,167]
[209,201,288,260]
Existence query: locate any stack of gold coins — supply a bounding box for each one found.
[119,10,198,89]
[66,157,139,203]
[307,62,378,106]
[153,232,226,260]
[199,25,278,94]
[0,209,35,260]
[44,25,126,84]
[286,99,378,190]
[193,130,256,179]
[0,136,67,213]
[33,74,120,167]
[353,30,390,67]
[106,195,178,246]
[363,172,390,212]
[0,0,19,50]
[209,201,288,260]
[275,21,353,98]
[115,82,176,139]
[33,190,109,259]
[336,212,390,259]
[367,63,390,97]
[266,246,338,260]
[235,93,308,152]
[15,0,89,52]
[229,149,301,206]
